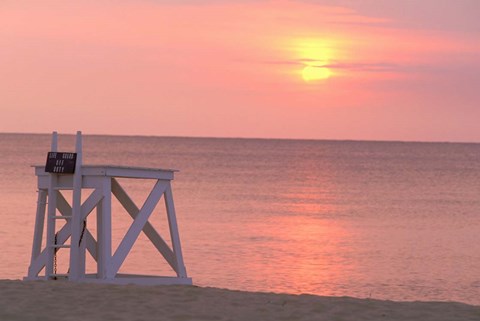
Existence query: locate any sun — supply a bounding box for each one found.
[302,65,332,81]
[294,38,337,82]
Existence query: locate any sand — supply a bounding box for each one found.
[0,280,479,321]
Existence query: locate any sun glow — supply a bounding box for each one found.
[302,66,332,81]
[295,39,337,82]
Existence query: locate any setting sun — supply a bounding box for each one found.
[294,38,337,82]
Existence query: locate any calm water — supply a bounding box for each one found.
[0,133,479,304]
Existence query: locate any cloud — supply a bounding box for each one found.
[260,59,414,73]
[303,0,480,33]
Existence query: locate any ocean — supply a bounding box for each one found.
[0,133,479,304]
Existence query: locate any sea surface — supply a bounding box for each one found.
[0,133,479,305]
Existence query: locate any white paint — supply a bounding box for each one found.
[25,132,192,285]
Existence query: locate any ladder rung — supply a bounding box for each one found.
[51,244,71,248]
[53,187,73,190]
[50,215,72,219]
[49,274,69,278]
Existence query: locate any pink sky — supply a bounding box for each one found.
[1,0,479,142]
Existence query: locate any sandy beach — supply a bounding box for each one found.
[0,280,478,321]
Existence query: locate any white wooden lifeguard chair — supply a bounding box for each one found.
[26,131,192,285]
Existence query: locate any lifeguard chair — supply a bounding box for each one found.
[26,131,192,285]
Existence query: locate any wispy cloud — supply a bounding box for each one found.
[260,59,404,73]
[258,58,469,74]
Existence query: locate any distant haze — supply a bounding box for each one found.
[1,0,479,142]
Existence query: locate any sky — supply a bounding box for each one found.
[1,0,480,142]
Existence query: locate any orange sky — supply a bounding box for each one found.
[1,0,480,142]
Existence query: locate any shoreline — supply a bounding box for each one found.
[1,280,479,321]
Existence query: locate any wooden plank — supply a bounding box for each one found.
[111,178,177,272]
[30,190,47,262]
[69,131,84,281]
[28,190,47,277]
[27,250,46,277]
[44,132,58,279]
[56,191,72,217]
[77,188,97,275]
[97,177,112,279]
[85,230,98,262]
[109,180,167,277]
[79,275,192,286]
[35,165,176,177]
[37,176,49,189]
[81,189,103,219]
[51,132,58,151]
[105,167,174,180]
[164,184,188,278]
[38,175,105,191]
[45,175,57,278]
[58,188,101,226]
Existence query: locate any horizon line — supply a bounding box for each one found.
[1,131,479,145]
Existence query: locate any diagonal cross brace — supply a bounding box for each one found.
[28,189,103,276]
[111,178,177,272]
[108,180,168,278]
